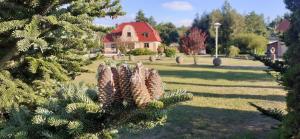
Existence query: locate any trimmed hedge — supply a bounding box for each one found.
[127,48,156,56]
[252,54,288,73]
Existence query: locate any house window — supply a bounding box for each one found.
[127,32,131,37]
[143,32,149,38]
[144,43,149,48]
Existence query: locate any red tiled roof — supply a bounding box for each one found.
[103,22,161,43]
[276,19,290,33]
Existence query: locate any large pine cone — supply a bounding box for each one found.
[111,67,122,103]
[131,66,151,108]
[97,64,115,107]
[145,69,164,100]
[119,64,133,103]
[135,63,146,81]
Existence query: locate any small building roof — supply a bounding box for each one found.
[276,19,291,33]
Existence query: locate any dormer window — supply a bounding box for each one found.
[143,32,149,38]
[127,32,131,37]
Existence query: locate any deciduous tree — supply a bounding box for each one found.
[180,28,207,64]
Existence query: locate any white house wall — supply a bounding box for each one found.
[121,25,139,42]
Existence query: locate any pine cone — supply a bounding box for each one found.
[111,67,122,103]
[119,64,133,103]
[131,66,151,108]
[145,69,164,100]
[135,62,146,81]
[144,68,150,81]
[97,64,115,107]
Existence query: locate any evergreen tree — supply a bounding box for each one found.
[192,13,210,31]
[148,16,157,27]
[245,12,268,37]
[135,10,157,27]
[156,22,179,45]
[135,10,149,22]
[281,0,300,138]
[207,1,246,53]
[0,0,124,114]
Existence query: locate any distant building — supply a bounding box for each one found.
[267,41,288,58]
[267,19,290,58]
[103,22,161,54]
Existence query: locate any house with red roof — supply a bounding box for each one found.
[103,22,161,54]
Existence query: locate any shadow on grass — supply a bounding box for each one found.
[175,64,267,71]
[119,105,279,139]
[190,91,285,102]
[146,63,267,71]
[159,69,273,82]
[165,81,283,89]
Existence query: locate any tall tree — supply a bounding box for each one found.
[192,13,210,31]
[177,26,189,37]
[156,22,179,45]
[0,0,124,113]
[135,10,148,22]
[281,0,300,138]
[135,10,157,27]
[245,11,268,37]
[148,16,157,27]
[208,1,245,53]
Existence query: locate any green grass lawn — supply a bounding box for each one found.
[74,55,286,139]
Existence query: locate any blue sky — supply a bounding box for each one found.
[94,0,289,27]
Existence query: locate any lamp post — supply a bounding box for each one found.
[214,22,221,58]
[213,22,222,66]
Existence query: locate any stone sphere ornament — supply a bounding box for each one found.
[213,57,222,66]
[176,56,184,64]
[149,56,156,62]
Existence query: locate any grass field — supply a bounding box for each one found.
[74,55,286,139]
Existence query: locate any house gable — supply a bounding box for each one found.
[103,22,161,43]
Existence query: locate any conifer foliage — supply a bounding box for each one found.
[0,0,124,114]
[0,63,193,139]
[281,0,300,138]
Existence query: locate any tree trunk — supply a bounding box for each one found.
[193,54,198,65]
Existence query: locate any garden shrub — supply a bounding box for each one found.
[227,45,240,58]
[164,47,177,57]
[157,44,166,54]
[127,48,156,56]
[252,54,288,73]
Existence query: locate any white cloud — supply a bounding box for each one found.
[176,19,193,27]
[162,1,193,11]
